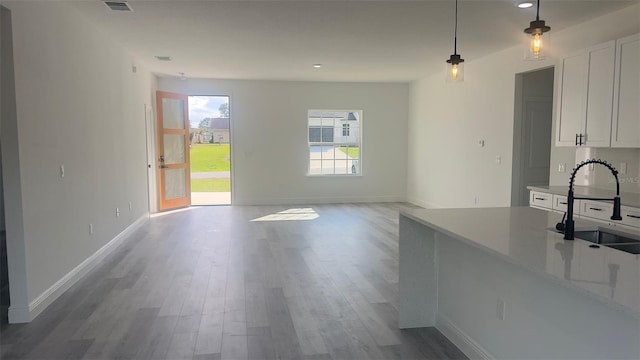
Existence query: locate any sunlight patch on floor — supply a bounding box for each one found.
[251,208,319,222]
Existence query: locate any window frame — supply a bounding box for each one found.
[307,109,362,177]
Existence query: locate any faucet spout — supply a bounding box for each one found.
[559,159,623,240]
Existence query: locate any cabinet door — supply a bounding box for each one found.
[556,51,588,146]
[584,41,615,147]
[612,33,640,148]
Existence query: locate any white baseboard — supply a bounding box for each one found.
[436,313,494,360]
[10,214,149,323]
[405,196,443,209]
[236,195,407,206]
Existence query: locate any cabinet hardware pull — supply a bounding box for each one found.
[589,207,603,211]
[559,202,567,205]
[575,134,579,146]
[579,133,585,146]
[535,197,547,201]
[627,214,640,219]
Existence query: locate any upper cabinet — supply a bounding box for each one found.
[556,41,615,147]
[611,33,640,148]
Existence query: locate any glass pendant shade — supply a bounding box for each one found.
[523,1,551,61]
[445,0,464,83]
[446,55,464,83]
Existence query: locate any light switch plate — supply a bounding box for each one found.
[558,163,566,172]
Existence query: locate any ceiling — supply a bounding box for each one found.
[67,0,638,82]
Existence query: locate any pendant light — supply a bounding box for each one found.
[524,0,551,60]
[446,0,464,82]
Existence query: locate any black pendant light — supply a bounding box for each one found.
[524,0,551,60]
[446,0,464,82]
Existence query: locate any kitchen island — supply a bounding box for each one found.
[399,206,639,359]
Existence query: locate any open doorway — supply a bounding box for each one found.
[188,96,231,205]
[511,67,554,206]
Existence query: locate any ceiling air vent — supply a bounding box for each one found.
[155,56,172,61]
[104,1,133,12]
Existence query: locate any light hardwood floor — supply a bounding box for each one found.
[0,203,467,360]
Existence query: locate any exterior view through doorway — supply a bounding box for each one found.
[188,96,231,205]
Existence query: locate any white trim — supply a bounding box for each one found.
[406,196,443,209]
[235,195,405,206]
[15,214,149,322]
[436,313,494,360]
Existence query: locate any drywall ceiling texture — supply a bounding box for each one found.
[407,3,640,209]
[158,78,409,205]
[5,1,153,317]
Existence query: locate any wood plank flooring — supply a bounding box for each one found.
[0,203,467,360]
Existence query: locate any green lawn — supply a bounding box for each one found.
[191,178,231,192]
[190,144,230,172]
[339,147,360,159]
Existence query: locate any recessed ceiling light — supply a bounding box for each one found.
[312,64,322,68]
[155,56,171,61]
[518,2,534,9]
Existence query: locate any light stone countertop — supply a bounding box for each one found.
[399,206,640,317]
[528,185,640,208]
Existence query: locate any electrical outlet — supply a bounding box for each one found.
[116,208,120,217]
[89,224,93,235]
[619,162,627,175]
[474,196,478,205]
[497,299,506,320]
[495,155,501,164]
[129,201,132,210]
[60,164,65,178]
[478,139,485,147]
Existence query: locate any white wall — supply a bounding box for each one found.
[3,1,152,321]
[408,4,640,208]
[158,78,409,205]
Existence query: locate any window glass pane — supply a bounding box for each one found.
[309,127,321,142]
[309,145,324,160]
[165,169,186,199]
[321,128,334,142]
[309,160,321,175]
[322,160,334,174]
[335,159,348,174]
[321,118,335,127]
[162,98,185,129]
[164,134,185,164]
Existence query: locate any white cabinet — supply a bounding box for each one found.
[580,200,614,222]
[621,206,640,228]
[611,33,640,148]
[529,190,640,230]
[556,41,615,147]
[530,191,552,210]
[552,194,579,214]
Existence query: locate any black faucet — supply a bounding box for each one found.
[558,159,622,240]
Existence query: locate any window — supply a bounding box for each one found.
[308,110,361,175]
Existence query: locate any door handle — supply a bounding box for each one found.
[160,164,168,169]
[159,155,165,163]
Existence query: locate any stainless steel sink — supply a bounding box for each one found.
[574,229,640,245]
[573,228,640,255]
[606,244,640,255]
[549,227,640,255]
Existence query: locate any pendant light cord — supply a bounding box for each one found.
[453,0,458,55]
[536,0,540,21]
